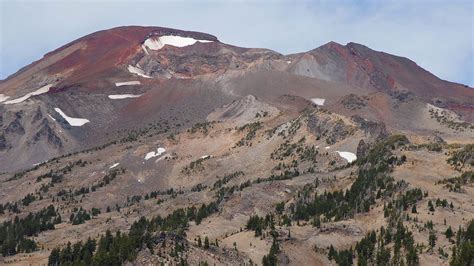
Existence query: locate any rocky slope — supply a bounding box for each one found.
[0,26,472,265]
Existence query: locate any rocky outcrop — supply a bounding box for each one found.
[351,115,388,141]
[5,112,25,135]
[33,119,62,148]
[340,94,367,110]
[33,106,43,123]
[0,134,6,151]
[356,139,369,159]
[308,113,355,145]
[207,95,278,126]
[390,90,415,103]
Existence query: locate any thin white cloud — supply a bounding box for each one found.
[0,0,472,86]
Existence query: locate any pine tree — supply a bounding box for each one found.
[445,226,454,239]
[48,248,60,266]
[428,230,437,251]
[428,200,435,212]
[328,245,336,260]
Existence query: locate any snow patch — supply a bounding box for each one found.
[128,65,151,78]
[115,81,141,87]
[145,147,166,160]
[310,98,325,106]
[0,94,10,103]
[335,151,357,163]
[144,35,213,50]
[109,163,120,169]
[48,114,56,121]
[141,44,149,55]
[200,155,211,160]
[54,108,90,126]
[325,146,331,150]
[108,94,142,99]
[4,84,53,104]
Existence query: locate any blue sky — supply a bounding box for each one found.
[1,0,473,86]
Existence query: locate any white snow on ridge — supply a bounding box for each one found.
[54,108,90,126]
[108,94,142,99]
[109,163,120,169]
[4,84,53,104]
[115,81,141,87]
[128,65,151,78]
[0,94,10,103]
[335,151,357,163]
[311,98,325,106]
[145,147,166,160]
[141,44,149,55]
[144,35,213,50]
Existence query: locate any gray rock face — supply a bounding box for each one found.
[5,112,25,135]
[307,114,355,145]
[351,115,388,141]
[0,134,6,151]
[357,139,369,158]
[340,94,368,110]
[33,119,62,148]
[391,90,415,103]
[33,106,43,123]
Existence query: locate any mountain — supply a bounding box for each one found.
[0,26,472,265]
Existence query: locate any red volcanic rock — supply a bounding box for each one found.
[0,26,221,95]
[290,41,472,119]
[46,26,219,83]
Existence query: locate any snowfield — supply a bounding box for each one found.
[115,81,141,87]
[0,94,10,103]
[128,65,151,78]
[108,94,142,99]
[335,151,357,163]
[310,98,326,106]
[4,84,53,104]
[54,108,90,126]
[145,147,166,160]
[144,35,213,50]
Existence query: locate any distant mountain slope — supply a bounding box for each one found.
[288,41,473,119]
[0,26,472,172]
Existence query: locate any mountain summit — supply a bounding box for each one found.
[0,26,471,172]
